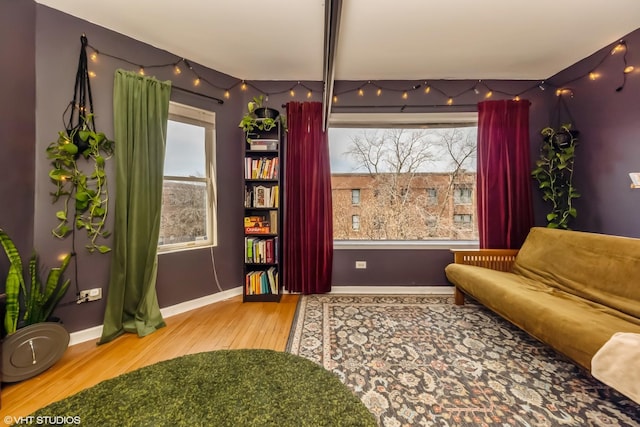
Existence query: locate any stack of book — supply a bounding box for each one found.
[244,156,279,180]
[245,267,278,295]
[244,236,278,263]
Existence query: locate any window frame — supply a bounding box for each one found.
[351,188,361,205]
[158,101,217,253]
[329,112,479,247]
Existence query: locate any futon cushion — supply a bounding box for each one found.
[511,227,640,319]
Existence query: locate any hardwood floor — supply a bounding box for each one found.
[0,294,299,419]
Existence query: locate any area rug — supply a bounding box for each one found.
[27,349,376,427]
[287,294,640,426]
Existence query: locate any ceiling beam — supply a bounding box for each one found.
[322,0,343,130]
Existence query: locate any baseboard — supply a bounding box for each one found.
[330,285,454,295]
[68,287,243,346]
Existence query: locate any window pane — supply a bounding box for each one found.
[330,126,477,241]
[164,120,206,177]
[159,180,208,245]
[351,189,360,204]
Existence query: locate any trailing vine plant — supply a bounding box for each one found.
[531,124,580,229]
[47,113,114,253]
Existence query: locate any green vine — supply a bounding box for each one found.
[238,95,286,140]
[46,114,114,253]
[531,124,580,229]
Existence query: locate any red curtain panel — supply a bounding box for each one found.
[477,100,534,249]
[283,102,333,294]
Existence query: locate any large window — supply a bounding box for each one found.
[159,102,216,251]
[329,113,477,242]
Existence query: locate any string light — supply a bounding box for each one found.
[83,37,635,106]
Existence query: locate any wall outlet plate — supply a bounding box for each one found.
[77,288,102,303]
[355,261,367,269]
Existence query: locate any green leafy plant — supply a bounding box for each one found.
[46,114,114,253]
[0,228,71,336]
[531,124,580,229]
[238,95,286,140]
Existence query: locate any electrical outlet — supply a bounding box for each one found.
[77,288,102,304]
[355,261,367,269]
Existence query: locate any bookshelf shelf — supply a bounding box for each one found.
[243,119,284,302]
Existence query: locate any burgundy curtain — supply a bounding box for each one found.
[477,100,534,249]
[284,102,333,294]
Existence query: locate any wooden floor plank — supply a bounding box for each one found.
[1,294,299,419]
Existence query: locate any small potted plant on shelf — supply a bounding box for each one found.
[1,228,72,382]
[238,95,286,142]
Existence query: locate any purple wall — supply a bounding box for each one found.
[0,1,36,269]
[546,29,640,238]
[6,3,635,333]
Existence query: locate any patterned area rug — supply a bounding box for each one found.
[287,295,640,426]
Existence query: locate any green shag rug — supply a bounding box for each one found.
[29,349,376,427]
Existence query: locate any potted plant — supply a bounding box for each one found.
[531,124,580,229]
[1,228,72,382]
[46,113,114,254]
[238,95,286,142]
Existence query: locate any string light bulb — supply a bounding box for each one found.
[447,97,453,105]
[333,95,338,103]
[402,91,408,100]
[290,89,295,97]
[376,88,382,96]
[514,95,520,101]
[485,91,493,99]
[90,52,98,62]
[589,72,599,80]
[88,71,96,78]
[358,88,364,96]
[174,64,181,75]
[194,78,201,87]
[241,81,247,91]
[624,65,635,74]
[224,90,230,99]
[307,90,312,99]
[138,66,145,75]
[611,41,626,55]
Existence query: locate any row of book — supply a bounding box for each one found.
[248,139,278,151]
[245,267,278,295]
[244,157,279,180]
[244,213,278,234]
[245,236,278,264]
[244,185,279,208]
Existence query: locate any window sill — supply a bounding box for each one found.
[333,240,479,250]
[158,243,216,255]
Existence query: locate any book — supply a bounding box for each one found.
[269,210,278,234]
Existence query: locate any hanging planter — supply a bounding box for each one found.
[46,34,114,254]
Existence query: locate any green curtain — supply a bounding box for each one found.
[99,69,172,344]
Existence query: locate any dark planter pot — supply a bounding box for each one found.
[253,107,279,120]
[2,322,70,382]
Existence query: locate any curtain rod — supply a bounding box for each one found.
[173,86,224,104]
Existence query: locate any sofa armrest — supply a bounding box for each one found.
[451,249,519,272]
[449,249,519,305]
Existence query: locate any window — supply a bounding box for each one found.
[351,189,361,205]
[454,186,473,204]
[329,112,477,242]
[453,214,473,227]
[352,215,360,231]
[159,102,216,251]
[426,188,438,205]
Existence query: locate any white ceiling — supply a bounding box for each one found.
[37,0,640,81]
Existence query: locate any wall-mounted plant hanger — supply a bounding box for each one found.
[46,34,114,254]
